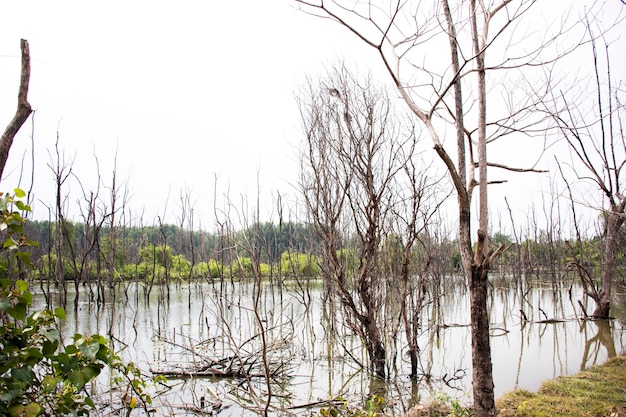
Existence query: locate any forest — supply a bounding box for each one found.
[1,1,625,417]
[19,218,624,303]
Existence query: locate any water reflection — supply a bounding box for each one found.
[31,280,625,416]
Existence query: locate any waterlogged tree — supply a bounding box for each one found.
[294,1,581,414]
[548,20,625,319]
[298,64,428,378]
[386,163,445,379]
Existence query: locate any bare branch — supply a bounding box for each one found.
[480,161,548,173]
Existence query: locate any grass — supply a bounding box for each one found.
[496,355,626,416]
[406,356,626,416]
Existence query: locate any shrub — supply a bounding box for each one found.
[0,189,157,416]
[0,279,155,416]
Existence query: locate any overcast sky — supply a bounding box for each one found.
[0,1,379,226]
[0,1,624,232]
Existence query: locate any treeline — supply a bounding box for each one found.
[21,218,625,286]
[23,220,324,283]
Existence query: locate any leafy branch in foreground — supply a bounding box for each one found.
[0,189,158,416]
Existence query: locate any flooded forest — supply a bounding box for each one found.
[6,189,626,417]
[1,1,625,417]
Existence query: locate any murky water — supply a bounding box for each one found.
[32,278,626,416]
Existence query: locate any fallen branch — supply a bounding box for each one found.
[287,398,346,410]
[150,367,267,378]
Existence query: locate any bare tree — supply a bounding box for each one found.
[549,19,625,319]
[47,132,74,305]
[298,64,428,378]
[70,152,116,307]
[293,1,579,415]
[389,160,447,379]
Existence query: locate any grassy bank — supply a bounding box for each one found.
[405,355,626,416]
[496,355,626,417]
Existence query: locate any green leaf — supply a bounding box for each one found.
[0,390,17,402]
[11,366,33,382]
[7,303,27,320]
[42,328,61,342]
[54,307,66,320]
[9,405,24,417]
[23,403,41,417]
[18,290,32,305]
[13,188,25,198]
[42,339,59,356]
[15,252,32,265]
[64,344,79,355]
[24,348,44,365]
[68,365,100,389]
[84,397,95,408]
[57,352,79,372]
[9,402,40,417]
[80,340,101,359]
[15,280,28,292]
[14,201,28,211]
[42,375,60,392]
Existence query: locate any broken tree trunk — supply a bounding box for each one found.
[0,39,32,182]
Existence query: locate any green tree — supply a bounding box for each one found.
[138,244,172,270]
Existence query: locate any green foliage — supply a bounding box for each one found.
[280,251,321,277]
[229,256,252,278]
[0,279,154,416]
[337,248,358,276]
[433,393,473,417]
[0,189,156,415]
[226,256,271,278]
[193,259,224,279]
[138,244,172,269]
[491,232,512,247]
[171,254,191,277]
[259,262,271,277]
[207,259,223,278]
[0,189,37,277]
[317,395,386,417]
[451,252,461,270]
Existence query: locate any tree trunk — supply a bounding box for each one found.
[370,338,386,379]
[470,264,495,416]
[0,39,32,181]
[594,210,624,318]
[469,2,495,414]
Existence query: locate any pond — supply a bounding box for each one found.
[32,278,626,416]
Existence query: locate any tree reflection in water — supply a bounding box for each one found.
[31,280,625,416]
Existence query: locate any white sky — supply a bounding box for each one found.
[0,1,379,227]
[0,1,624,234]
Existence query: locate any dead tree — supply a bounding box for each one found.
[293,1,582,415]
[548,19,625,319]
[0,39,32,182]
[389,161,446,379]
[47,132,74,304]
[298,64,423,378]
[70,152,115,307]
